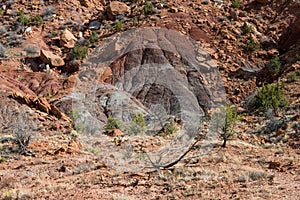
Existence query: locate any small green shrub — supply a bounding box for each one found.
[89,30,98,44]
[159,119,179,136]
[18,10,30,26]
[267,56,281,73]
[104,117,126,132]
[128,113,147,135]
[30,15,44,26]
[116,21,123,32]
[296,54,300,61]
[71,45,88,59]
[245,37,259,52]
[144,1,155,15]
[231,0,241,8]
[0,8,3,16]
[254,83,288,113]
[221,106,241,147]
[241,23,252,34]
[289,70,300,82]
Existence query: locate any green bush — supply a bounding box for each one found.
[18,10,30,26]
[128,113,147,135]
[30,15,44,26]
[245,37,259,52]
[221,106,241,147]
[241,23,252,34]
[254,83,288,113]
[71,45,88,59]
[231,0,241,8]
[267,56,281,73]
[289,70,300,82]
[144,1,155,15]
[89,31,98,44]
[104,117,126,132]
[116,21,123,32]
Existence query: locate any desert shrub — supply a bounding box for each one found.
[164,119,179,135]
[71,45,88,59]
[221,106,241,147]
[128,113,147,135]
[241,23,252,34]
[254,83,288,113]
[30,15,43,26]
[115,21,123,32]
[144,1,155,15]
[296,54,300,61]
[231,0,241,8]
[104,117,126,132]
[289,70,300,82]
[0,43,6,57]
[245,37,259,52]
[13,128,31,154]
[89,30,98,44]
[0,8,3,16]
[267,56,281,73]
[18,10,30,26]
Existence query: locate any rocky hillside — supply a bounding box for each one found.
[0,0,299,199]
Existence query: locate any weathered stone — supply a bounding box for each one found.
[40,49,65,67]
[60,29,77,48]
[107,1,130,20]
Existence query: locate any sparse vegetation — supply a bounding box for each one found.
[289,70,300,82]
[104,117,126,132]
[159,118,179,136]
[241,23,252,34]
[128,113,147,135]
[267,56,281,73]
[18,10,44,27]
[231,0,241,8]
[14,128,31,155]
[221,106,241,148]
[245,37,260,52]
[144,1,155,15]
[254,83,288,113]
[71,45,88,59]
[116,21,123,32]
[89,30,98,44]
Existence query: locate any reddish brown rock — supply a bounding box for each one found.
[40,49,65,67]
[107,1,130,20]
[60,29,77,48]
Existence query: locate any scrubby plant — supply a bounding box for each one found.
[241,23,252,34]
[231,0,241,8]
[296,54,300,61]
[116,21,123,32]
[289,70,300,82]
[104,116,126,132]
[0,8,3,16]
[18,10,30,26]
[89,30,98,44]
[164,119,179,135]
[221,106,241,147]
[144,1,155,15]
[245,37,259,52]
[254,83,288,114]
[71,45,88,59]
[267,56,281,73]
[30,15,44,26]
[128,113,147,135]
[13,128,31,155]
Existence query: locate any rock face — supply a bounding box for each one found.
[76,28,225,134]
[280,3,300,50]
[107,1,130,20]
[40,49,65,67]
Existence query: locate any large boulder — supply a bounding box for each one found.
[107,1,130,20]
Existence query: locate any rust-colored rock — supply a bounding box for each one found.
[40,49,65,67]
[107,1,130,20]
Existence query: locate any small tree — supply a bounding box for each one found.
[104,116,126,132]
